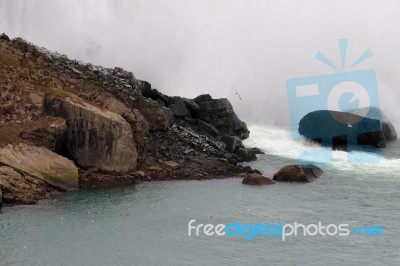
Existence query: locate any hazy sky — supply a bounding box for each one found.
[1,0,400,126]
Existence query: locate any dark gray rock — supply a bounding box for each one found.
[183,98,200,115]
[235,148,257,162]
[0,33,10,41]
[196,119,219,137]
[169,98,190,117]
[220,135,243,153]
[194,94,249,139]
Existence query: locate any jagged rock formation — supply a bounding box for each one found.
[43,87,137,173]
[0,33,256,207]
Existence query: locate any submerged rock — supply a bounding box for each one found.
[273,165,323,183]
[0,143,78,190]
[43,88,137,173]
[242,173,274,185]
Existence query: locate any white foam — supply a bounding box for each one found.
[243,125,400,176]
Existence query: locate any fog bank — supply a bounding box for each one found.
[1,0,400,127]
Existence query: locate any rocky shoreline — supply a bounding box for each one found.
[0,33,263,209]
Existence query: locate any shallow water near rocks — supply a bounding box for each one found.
[1,125,400,265]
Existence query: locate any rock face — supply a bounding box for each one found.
[99,96,149,138]
[0,166,57,205]
[20,116,67,152]
[242,173,274,185]
[220,135,243,153]
[273,165,323,183]
[299,109,397,150]
[0,143,78,190]
[194,94,250,139]
[43,88,137,173]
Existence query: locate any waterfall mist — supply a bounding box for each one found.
[1,0,400,127]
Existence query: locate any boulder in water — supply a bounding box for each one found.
[273,165,323,183]
[242,173,274,185]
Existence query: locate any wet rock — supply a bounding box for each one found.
[2,193,15,204]
[194,94,249,139]
[220,135,243,153]
[20,116,67,152]
[43,88,137,173]
[0,143,79,190]
[235,148,257,162]
[1,166,53,205]
[242,173,274,185]
[273,165,323,183]
[0,188,2,209]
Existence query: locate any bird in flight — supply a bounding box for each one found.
[234,86,242,100]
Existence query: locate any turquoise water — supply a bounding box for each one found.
[1,126,400,265]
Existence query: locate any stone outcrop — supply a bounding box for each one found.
[43,88,137,173]
[99,96,149,138]
[20,116,67,152]
[242,173,274,185]
[0,166,58,205]
[273,165,323,183]
[194,94,250,139]
[220,135,243,153]
[0,143,78,190]
[299,109,397,151]
[139,88,249,140]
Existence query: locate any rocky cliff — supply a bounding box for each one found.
[0,33,257,209]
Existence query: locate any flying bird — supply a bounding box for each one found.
[234,86,242,100]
